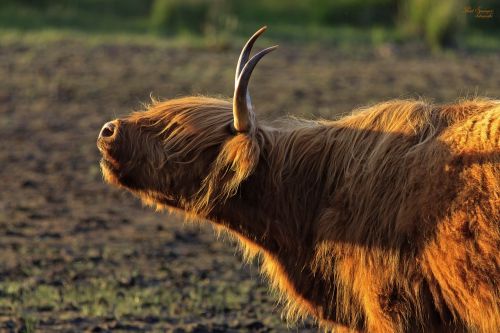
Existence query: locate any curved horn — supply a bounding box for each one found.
[235,26,268,87]
[232,31,278,133]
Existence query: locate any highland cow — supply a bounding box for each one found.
[97,27,500,332]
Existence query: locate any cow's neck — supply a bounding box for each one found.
[203,124,346,322]
[206,124,337,256]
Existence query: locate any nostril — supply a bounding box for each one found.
[100,121,116,139]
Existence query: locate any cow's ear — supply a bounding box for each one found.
[232,26,278,134]
[194,132,260,214]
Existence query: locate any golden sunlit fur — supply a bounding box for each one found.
[99,96,499,333]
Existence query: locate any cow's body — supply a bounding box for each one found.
[98,28,500,333]
[196,99,499,333]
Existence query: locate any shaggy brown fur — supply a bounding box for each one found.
[98,96,500,332]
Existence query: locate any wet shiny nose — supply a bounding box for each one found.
[99,121,117,140]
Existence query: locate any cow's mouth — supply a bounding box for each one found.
[97,137,125,187]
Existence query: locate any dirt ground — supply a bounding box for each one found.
[0,37,499,332]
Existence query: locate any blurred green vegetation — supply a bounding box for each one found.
[400,0,467,50]
[0,0,498,49]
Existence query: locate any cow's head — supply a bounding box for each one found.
[97,27,277,212]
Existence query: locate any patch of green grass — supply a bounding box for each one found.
[0,281,23,313]
[0,27,217,50]
[23,285,61,312]
[19,315,37,333]
[0,281,24,296]
[0,275,267,325]
[0,25,399,51]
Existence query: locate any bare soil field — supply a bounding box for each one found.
[0,37,499,332]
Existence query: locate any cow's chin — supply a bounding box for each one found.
[100,158,180,211]
[100,158,140,190]
[100,158,122,188]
